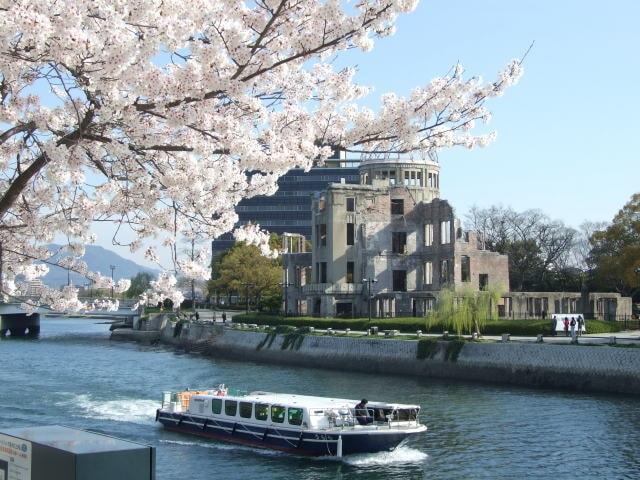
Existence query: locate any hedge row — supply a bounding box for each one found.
[231,313,621,336]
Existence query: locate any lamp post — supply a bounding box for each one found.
[279,281,294,317]
[362,278,377,323]
[241,282,255,314]
[109,264,116,299]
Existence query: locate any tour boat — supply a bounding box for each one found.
[155,385,427,457]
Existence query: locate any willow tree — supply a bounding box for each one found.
[0,0,522,312]
[427,287,504,336]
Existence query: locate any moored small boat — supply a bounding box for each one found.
[156,385,427,457]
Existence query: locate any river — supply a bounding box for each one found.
[1,318,639,479]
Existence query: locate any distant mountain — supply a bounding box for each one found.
[42,245,159,288]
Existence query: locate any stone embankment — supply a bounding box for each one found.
[111,318,640,395]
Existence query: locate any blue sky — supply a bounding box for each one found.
[339,0,639,226]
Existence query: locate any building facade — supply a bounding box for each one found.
[284,156,509,317]
[211,151,360,256]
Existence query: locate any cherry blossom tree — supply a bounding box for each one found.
[0,0,523,311]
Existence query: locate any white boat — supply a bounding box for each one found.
[156,385,427,457]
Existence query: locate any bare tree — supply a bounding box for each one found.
[466,205,578,291]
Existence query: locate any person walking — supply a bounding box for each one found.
[563,317,569,337]
[551,316,557,336]
[222,311,227,324]
[570,317,576,340]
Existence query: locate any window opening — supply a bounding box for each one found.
[425,224,433,246]
[288,408,304,426]
[346,261,354,283]
[392,232,407,254]
[225,400,238,417]
[255,403,269,421]
[239,402,253,418]
[479,273,489,291]
[271,405,286,423]
[393,270,407,292]
[424,261,433,285]
[346,223,354,245]
[440,260,450,285]
[346,197,355,212]
[391,198,404,215]
[441,220,451,244]
[461,256,471,282]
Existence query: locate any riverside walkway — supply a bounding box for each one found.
[149,308,640,347]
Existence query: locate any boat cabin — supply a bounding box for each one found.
[162,388,420,431]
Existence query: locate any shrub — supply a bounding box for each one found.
[232,313,622,336]
[585,319,622,334]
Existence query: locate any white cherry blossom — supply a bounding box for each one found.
[0,1,522,310]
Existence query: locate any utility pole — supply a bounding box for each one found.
[110,264,116,299]
[363,277,377,323]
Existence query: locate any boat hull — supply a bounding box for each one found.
[156,410,420,456]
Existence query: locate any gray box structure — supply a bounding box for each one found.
[0,425,155,480]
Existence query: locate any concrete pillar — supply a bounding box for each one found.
[0,313,40,338]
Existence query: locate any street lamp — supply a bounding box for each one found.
[362,277,377,323]
[241,282,256,314]
[109,264,116,298]
[279,281,294,317]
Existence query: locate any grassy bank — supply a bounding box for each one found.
[232,313,621,336]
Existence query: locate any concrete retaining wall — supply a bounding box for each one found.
[112,322,640,395]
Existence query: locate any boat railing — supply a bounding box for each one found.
[161,385,232,411]
[324,407,421,431]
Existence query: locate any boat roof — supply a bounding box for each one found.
[201,391,419,410]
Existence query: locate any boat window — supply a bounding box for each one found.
[271,405,285,423]
[393,408,418,421]
[255,403,269,421]
[224,400,237,417]
[239,402,253,419]
[288,408,303,426]
[211,398,222,415]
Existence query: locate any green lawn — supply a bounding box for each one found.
[231,313,621,336]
